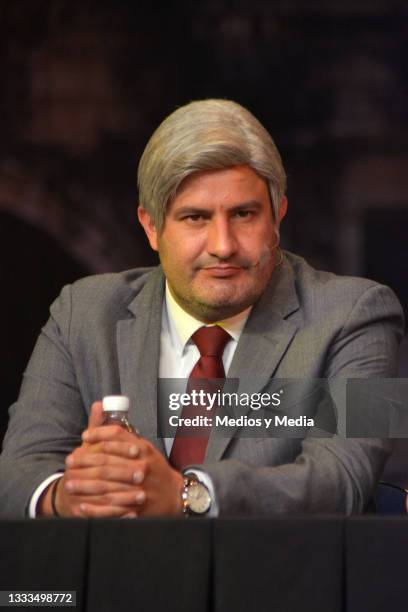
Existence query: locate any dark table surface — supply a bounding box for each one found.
[0,516,407,612]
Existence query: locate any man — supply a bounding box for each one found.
[0,99,404,518]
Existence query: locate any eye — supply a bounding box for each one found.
[187,214,203,221]
[182,213,208,224]
[235,210,253,219]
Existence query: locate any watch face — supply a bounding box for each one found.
[187,482,211,514]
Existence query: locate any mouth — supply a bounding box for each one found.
[201,265,243,278]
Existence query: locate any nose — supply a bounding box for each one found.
[206,216,237,259]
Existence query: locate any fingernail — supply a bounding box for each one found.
[129,444,139,457]
[123,512,137,519]
[80,503,87,512]
[65,455,74,467]
[135,491,146,504]
[66,481,74,491]
[82,431,89,441]
[133,471,144,484]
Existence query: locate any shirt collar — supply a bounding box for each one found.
[164,281,251,355]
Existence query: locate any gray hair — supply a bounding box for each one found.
[137,99,286,231]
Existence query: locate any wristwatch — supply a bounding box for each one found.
[181,473,212,516]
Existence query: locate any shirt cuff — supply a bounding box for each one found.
[183,468,219,517]
[28,473,64,518]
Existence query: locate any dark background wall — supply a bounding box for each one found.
[1,1,407,475]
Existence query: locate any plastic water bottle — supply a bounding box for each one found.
[102,396,136,434]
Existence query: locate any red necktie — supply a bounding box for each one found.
[169,325,231,471]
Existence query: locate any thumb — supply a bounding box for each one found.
[88,401,104,429]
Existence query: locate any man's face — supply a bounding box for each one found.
[139,165,287,322]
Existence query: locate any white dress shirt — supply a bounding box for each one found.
[29,281,250,517]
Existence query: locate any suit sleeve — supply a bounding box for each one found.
[202,284,405,515]
[0,285,87,518]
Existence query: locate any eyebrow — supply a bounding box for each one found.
[173,200,263,217]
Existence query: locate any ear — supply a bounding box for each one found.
[138,206,158,251]
[277,196,288,224]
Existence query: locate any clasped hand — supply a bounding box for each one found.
[55,402,183,518]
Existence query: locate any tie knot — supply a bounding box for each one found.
[192,326,231,357]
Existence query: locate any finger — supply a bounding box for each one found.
[64,486,145,508]
[88,401,104,429]
[82,440,142,459]
[74,489,146,508]
[123,513,138,519]
[66,451,135,469]
[106,490,146,507]
[65,462,146,486]
[78,503,138,518]
[64,478,137,496]
[81,402,104,451]
[82,424,135,444]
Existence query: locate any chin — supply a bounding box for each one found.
[192,292,257,321]
[196,288,242,308]
[197,280,261,306]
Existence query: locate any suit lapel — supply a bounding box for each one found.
[117,267,166,454]
[205,256,300,462]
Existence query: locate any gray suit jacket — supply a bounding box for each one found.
[0,252,404,517]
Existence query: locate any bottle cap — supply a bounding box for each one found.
[102,396,130,412]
